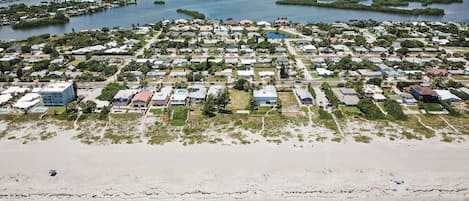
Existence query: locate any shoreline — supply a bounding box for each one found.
[0,132,468,201]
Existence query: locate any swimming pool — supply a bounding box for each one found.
[0,109,9,114]
[265,31,292,39]
[176,89,186,94]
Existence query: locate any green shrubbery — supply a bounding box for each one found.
[357,98,385,120]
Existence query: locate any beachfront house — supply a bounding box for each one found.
[13,93,41,110]
[434,90,461,102]
[331,88,360,106]
[253,85,278,105]
[152,86,173,107]
[409,85,438,103]
[39,81,76,106]
[170,89,188,106]
[131,91,153,108]
[112,89,138,107]
[188,85,207,103]
[295,88,314,105]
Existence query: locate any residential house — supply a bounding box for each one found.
[331,88,360,106]
[295,88,314,105]
[316,68,334,77]
[207,85,225,96]
[13,93,41,110]
[152,86,173,106]
[170,89,188,106]
[112,89,138,107]
[253,85,277,105]
[434,90,461,102]
[408,85,438,103]
[188,85,207,103]
[131,91,153,108]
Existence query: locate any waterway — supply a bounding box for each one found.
[1,0,468,41]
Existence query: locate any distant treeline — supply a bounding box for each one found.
[275,0,445,16]
[176,9,206,19]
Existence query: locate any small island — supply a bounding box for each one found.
[176,9,206,19]
[276,0,448,16]
[1,1,135,29]
[154,0,165,4]
[12,13,70,29]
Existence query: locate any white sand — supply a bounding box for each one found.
[0,132,469,201]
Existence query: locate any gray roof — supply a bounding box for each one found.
[332,88,359,105]
[152,86,172,100]
[113,89,138,100]
[253,85,277,99]
[295,89,313,100]
[188,85,207,99]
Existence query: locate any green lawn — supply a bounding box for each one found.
[149,108,164,115]
[228,89,251,110]
[251,106,273,115]
[170,107,188,126]
[383,88,392,96]
[47,107,65,115]
[452,76,469,81]
[339,105,362,115]
[423,103,443,112]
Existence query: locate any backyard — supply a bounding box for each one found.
[278,92,299,112]
[228,89,251,111]
[170,107,189,126]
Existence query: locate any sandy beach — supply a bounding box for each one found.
[0,131,469,201]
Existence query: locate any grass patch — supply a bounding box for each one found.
[423,103,443,112]
[339,105,362,115]
[251,106,273,115]
[353,135,372,143]
[228,89,251,110]
[149,108,164,115]
[170,107,188,126]
[47,107,66,115]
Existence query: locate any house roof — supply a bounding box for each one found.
[132,91,153,102]
[295,89,313,100]
[434,90,461,102]
[253,85,277,99]
[409,85,437,96]
[113,89,137,100]
[188,85,207,99]
[152,86,172,101]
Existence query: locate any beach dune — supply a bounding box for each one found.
[0,133,468,201]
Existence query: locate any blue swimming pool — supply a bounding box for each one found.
[265,32,292,39]
[0,109,9,114]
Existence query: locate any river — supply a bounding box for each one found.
[1,0,469,41]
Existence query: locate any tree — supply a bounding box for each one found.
[366,77,383,86]
[16,67,23,79]
[357,98,385,120]
[383,100,407,120]
[202,95,216,117]
[80,100,97,113]
[215,88,230,110]
[280,65,288,79]
[233,79,250,91]
[65,101,78,113]
[98,106,110,120]
[97,82,126,101]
